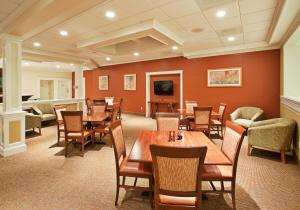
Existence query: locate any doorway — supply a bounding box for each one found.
[40,80,54,100]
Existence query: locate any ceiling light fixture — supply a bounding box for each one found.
[24,62,29,66]
[216,10,226,18]
[227,36,235,41]
[133,52,139,57]
[59,30,69,36]
[105,57,111,61]
[172,46,178,50]
[70,63,74,66]
[33,42,41,47]
[105,11,116,18]
[56,65,60,69]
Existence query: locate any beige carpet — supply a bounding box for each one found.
[0,114,300,210]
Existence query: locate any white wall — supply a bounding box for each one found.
[22,69,72,98]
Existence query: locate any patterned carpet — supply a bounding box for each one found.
[0,114,300,210]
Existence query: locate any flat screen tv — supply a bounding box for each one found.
[154,80,173,96]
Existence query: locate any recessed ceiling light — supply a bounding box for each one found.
[70,63,74,66]
[59,30,68,36]
[105,11,116,18]
[56,65,60,69]
[216,10,226,18]
[33,42,41,47]
[105,57,111,61]
[172,46,178,50]
[133,52,139,57]
[24,62,29,66]
[227,36,235,41]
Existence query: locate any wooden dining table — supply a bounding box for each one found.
[128,130,231,165]
[177,108,220,119]
[82,111,110,129]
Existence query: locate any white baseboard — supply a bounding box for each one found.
[0,143,27,157]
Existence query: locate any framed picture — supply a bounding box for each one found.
[124,74,136,90]
[99,75,108,90]
[207,67,242,87]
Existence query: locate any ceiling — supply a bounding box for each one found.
[0,0,300,68]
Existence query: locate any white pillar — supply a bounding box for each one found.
[0,34,26,157]
[74,64,84,99]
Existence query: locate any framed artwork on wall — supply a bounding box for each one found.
[124,74,136,90]
[207,67,242,87]
[99,75,108,90]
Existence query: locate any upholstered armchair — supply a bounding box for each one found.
[32,103,56,122]
[230,106,264,128]
[25,113,42,134]
[247,118,296,163]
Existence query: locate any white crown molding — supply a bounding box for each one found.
[281,96,300,114]
[183,42,280,59]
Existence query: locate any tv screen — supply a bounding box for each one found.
[154,80,173,96]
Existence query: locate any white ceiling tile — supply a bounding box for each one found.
[239,0,278,14]
[210,16,242,31]
[174,12,206,31]
[220,33,244,46]
[159,0,200,18]
[243,21,271,33]
[241,8,275,25]
[183,38,223,51]
[203,2,239,21]
[244,30,268,43]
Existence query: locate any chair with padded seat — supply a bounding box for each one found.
[110,120,153,206]
[211,103,227,139]
[61,111,94,157]
[156,112,180,131]
[202,121,246,209]
[190,106,212,138]
[53,105,67,146]
[150,144,207,210]
[185,100,198,114]
[230,106,264,128]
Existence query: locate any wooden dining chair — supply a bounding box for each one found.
[93,104,119,142]
[156,112,180,131]
[117,98,123,120]
[150,144,207,210]
[211,103,227,139]
[110,120,152,205]
[190,106,212,138]
[185,100,198,114]
[91,103,107,113]
[202,121,246,209]
[53,105,67,146]
[93,99,106,105]
[85,98,93,110]
[61,111,94,157]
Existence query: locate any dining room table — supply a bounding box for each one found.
[128,130,231,165]
[82,111,110,129]
[177,108,220,119]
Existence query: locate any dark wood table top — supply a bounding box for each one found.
[128,130,231,165]
[82,111,110,122]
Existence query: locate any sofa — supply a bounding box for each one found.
[230,106,264,128]
[25,113,42,134]
[32,103,56,122]
[247,118,296,163]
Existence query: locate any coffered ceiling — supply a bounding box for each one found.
[0,0,300,68]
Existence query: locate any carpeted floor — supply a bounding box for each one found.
[0,114,300,210]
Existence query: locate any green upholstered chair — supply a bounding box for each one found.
[247,118,296,163]
[25,113,42,134]
[32,103,56,122]
[230,106,264,128]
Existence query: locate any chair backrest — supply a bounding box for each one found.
[193,106,212,126]
[61,111,83,133]
[221,121,246,175]
[156,112,180,131]
[111,104,119,123]
[93,99,106,105]
[218,103,227,124]
[238,107,263,120]
[53,105,67,122]
[185,101,198,114]
[104,97,114,106]
[150,145,207,207]
[110,120,126,170]
[85,98,93,109]
[92,104,107,113]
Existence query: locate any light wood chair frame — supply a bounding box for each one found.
[211,103,227,139]
[191,106,212,138]
[155,112,180,131]
[53,105,67,146]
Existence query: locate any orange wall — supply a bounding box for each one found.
[84,50,280,119]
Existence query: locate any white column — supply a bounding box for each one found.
[74,64,84,99]
[0,34,26,157]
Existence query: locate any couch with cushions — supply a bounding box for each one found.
[247,118,296,163]
[230,106,264,128]
[32,103,56,122]
[25,113,42,134]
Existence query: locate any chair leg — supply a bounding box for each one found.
[81,139,84,157]
[220,126,224,140]
[134,177,138,187]
[122,176,126,185]
[231,181,236,209]
[209,181,216,191]
[247,145,253,156]
[92,133,95,145]
[281,151,286,163]
[39,127,42,135]
[57,130,60,146]
[64,138,68,157]
[221,181,224,191]
[115,176,120,206]
[149,177,153,208]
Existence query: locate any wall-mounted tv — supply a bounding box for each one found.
[154,80,173,96]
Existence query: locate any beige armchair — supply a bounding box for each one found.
[247,118,296,163]
[230,106,264,128]
[25,113,42,134]
[32,103,56,122]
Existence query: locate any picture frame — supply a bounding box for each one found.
[124,74,136,90]
[207,67,242,87]
[99,75,108,90]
